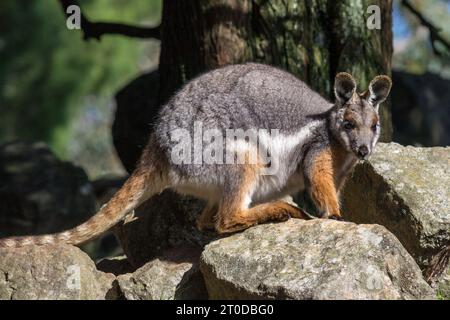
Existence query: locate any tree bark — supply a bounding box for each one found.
[158,0,252,104]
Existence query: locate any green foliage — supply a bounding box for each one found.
[0,0,161,157]
[394,0,450,76]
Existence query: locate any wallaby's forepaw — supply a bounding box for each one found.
[273,210,292,222]
[318,210,344,221]
[329,214,345,221]
[215,221,254,234]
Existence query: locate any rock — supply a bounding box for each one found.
[342,143,450,283]
[0,141,96,237]
[0,245,115,300]
[116,247,207,300]
[114,190,218,268]
[200,219,434,300]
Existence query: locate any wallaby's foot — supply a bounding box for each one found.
[283,203,308,219]
[215,220,255,234]
[318,211,344,221]
[317,210,344,221]
[329,214,345,221]
[215,201,305,234]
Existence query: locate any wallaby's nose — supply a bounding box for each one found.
[357,145,369,159]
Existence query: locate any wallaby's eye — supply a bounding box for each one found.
[343,121,355,130]
[371,124,378,132]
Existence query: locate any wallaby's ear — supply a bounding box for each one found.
[334,72,357,106]
[367,75,392,111]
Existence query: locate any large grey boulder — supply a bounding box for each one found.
[116,247,207,300]
[0,141,96,237]
[342,143,450,286]
[200,219,434,300]
[0,245,115,300]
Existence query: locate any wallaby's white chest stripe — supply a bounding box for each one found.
[248,120,323,205]
[258,120,322,176]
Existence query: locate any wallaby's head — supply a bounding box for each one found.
[329,72,392,160]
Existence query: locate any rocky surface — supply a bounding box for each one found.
[342,143,450,284]
[0,141,446,300]
[0,245,115,300]
[116,247,207,300]
[0,220,438,300]
[200,219,435,300]
[0,141,96,237]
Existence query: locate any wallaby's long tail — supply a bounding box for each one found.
[0,168,158,248]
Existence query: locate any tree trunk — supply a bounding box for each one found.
[158,0,252,104]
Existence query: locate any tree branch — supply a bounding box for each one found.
[401,0,449,56]
[59,0,160,41]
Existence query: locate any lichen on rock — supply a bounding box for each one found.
[200,219,434,300]
[0,245,115,300]
[342,142,450,290]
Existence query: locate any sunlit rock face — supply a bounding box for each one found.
[200,219,434,300]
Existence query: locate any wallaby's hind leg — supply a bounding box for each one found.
[216,200,308,234]
[196,202,218,231]
[214,166,308,234]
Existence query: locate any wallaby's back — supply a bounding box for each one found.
[156,63,333,141]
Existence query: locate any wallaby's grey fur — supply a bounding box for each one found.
[0,63,392,248]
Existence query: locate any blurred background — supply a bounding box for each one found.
[0,0,448,259]
[0,0,162,178]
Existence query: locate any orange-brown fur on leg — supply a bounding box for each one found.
[214,165,309,234]
[216,200,309,234]
[308,147,342,219]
